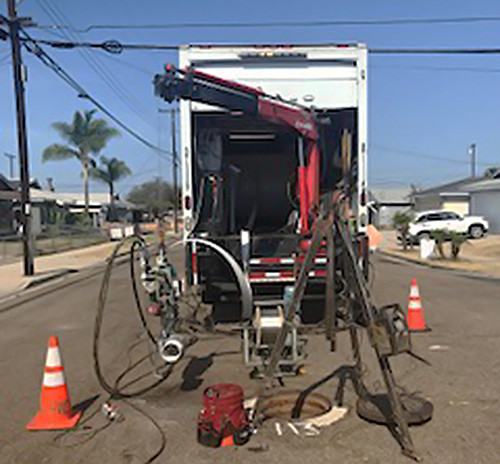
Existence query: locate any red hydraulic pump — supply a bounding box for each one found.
[197,383,251,447]
[154,65,321,234]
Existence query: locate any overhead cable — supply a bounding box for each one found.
[20,30,171,160]
[35,0,156,129]
[21,37,500,55]
[33,16,500,33]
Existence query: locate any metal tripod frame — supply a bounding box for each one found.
[253,197,420,461]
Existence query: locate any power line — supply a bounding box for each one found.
[35,0,157,130]
[22,37,500,55]
[32,16,500,33]
[372,144,493,167]
[28,37,178,52]
[96,51,151,75]
[370,48,500,54]
[19,29,171,160]
[371,64,500,74]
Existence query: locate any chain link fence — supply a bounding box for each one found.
[0,225,107,263]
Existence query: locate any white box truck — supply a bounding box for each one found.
[159,43,368,325]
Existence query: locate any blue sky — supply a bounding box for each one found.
[1,0,500,196]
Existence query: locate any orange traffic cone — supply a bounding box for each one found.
[407,279,429,332]
[26,336,81,430]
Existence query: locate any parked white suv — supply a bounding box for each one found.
[408,210,489,240]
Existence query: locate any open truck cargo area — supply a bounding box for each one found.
[156,43,368,325]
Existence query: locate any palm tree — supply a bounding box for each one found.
[89,156,132,206]
[42,110,120,214]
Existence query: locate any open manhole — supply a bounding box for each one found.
[357,393,433,425]
[261,389,332,420]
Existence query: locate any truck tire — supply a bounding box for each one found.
[468,224,484,239]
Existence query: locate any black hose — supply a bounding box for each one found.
[93,236,171,398]
[92,235,170,463]
[129,238,157,344]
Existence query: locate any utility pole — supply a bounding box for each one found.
[4,152,15,178]
[170,108,179,233]
[5,0,34,275]
[469,143,477,178]
[158,107,179,233]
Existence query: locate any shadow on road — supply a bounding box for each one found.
[180,350,240,391]
[72,393,100,415]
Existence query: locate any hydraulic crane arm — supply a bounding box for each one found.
[154,65,318,140]
[154,65,321,233]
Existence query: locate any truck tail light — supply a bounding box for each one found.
[360,189,367,206]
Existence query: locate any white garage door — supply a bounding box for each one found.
[470,192,500,233]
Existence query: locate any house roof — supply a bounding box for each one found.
[0,173,15,191]
[464,178,500,192]
[30,189,111,206]
[412,176,484,196]
[369,187,413,203]
[0,176,42,191]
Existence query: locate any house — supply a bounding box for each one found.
[0,174,42,235]
[411,177,477,216]
[30,190,114,228]
[411,176,500,233]
[368,188,414,227]
[0,174,18,235]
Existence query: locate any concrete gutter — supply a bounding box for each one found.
[378,250,500,283]
[0,235,176,313]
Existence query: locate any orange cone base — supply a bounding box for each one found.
[26,410,81,431]
[408,309,430,332]
[221,435,234,447]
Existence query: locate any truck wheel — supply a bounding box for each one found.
[469,225,484,239]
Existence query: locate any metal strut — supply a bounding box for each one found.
[153,64,320,234]
[252,197,420,460]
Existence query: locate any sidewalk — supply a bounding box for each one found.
[0,241,122,300]
[379,229,500,278]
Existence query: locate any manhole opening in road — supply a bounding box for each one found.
[261,389,332,420]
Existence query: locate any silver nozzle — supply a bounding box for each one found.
[158,334,189,364]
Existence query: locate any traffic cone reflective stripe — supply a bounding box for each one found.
[26,336,81,430]
[407,279,429,332]
[409,278,420,300]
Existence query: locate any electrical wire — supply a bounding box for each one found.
[19,29,172,161]
[33,15,500,33]
[96,50,152,75]
[35,0,156,130]
[371,63,500,74]
[19,36,500,55]
[370,47,500,54]
[371,144,494,167]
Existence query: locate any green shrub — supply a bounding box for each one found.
[449,231,468,260]
[392,211,414,251]
[430,229,448,258]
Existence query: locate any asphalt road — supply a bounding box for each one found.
[0,251,499,464]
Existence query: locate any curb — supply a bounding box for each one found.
[378,250,500,283]
[23,269,78,290]
[0,235,180,314]
[0,252,131,314]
